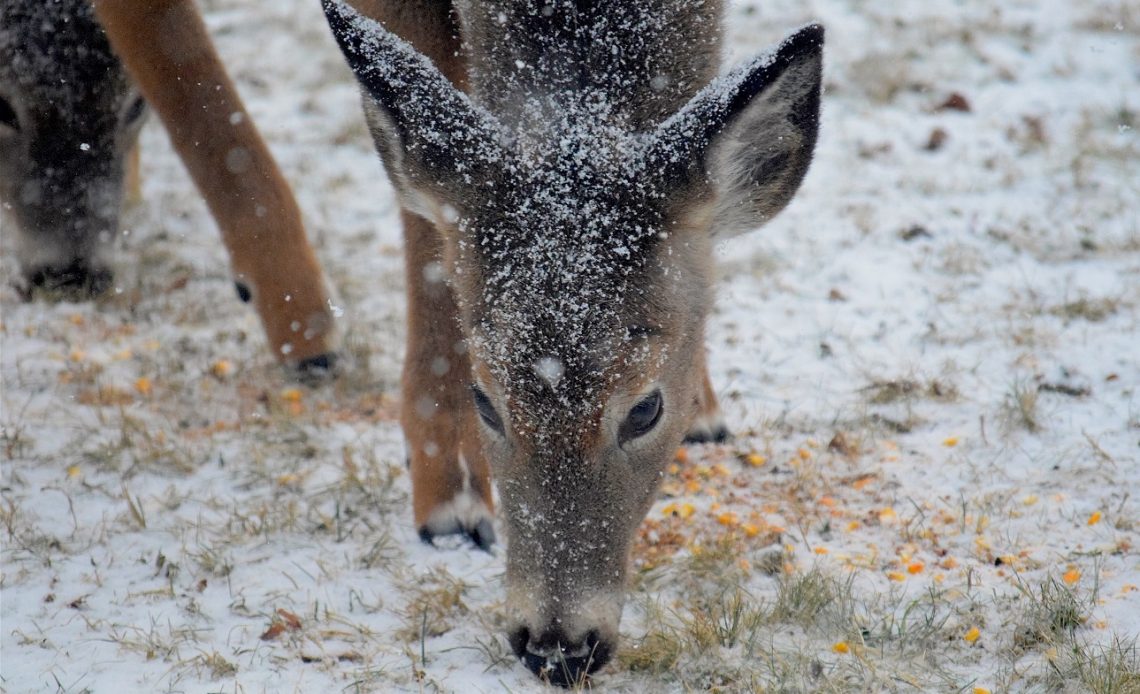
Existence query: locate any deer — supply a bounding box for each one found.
[323,0,823,684]
[1,0,337,374]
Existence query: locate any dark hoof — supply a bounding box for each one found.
[234,281,252,303]
[682,423,731,445]
[418,517,496,553]
[25,262,112,299]
[509,628,610,688]
[290,352,339,385]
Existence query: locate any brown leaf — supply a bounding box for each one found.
[827,432,857,457]
[260,622,287,641]
[924,127,949,151]
[937,92,971,112]
[276,608,303,631]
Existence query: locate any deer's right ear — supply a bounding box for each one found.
[322,0,503,223]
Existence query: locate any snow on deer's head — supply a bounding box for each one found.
[325,0,822,683]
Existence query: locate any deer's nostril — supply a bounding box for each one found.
[512,627,610,687]
[26,262,112,299]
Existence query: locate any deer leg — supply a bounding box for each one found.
[684,346,731,444]
[401,210,495,550]
[91,0,336,373]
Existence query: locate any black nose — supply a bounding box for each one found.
[25,261,112,299]
[508,627,611,687]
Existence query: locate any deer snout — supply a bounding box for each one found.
[508,625,613,687]
[24,259,113,299]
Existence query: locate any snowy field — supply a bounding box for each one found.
[2,0,1138,691]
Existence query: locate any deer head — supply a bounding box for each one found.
[325,0,822,683]
[0,0,146,297]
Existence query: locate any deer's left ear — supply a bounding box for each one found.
[651,24,823,238]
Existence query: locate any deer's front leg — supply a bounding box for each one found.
[683,346,731,444]
[92,0,337,373]
[401,210,495,550]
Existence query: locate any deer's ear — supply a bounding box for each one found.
[322,0,503,222]
[651,24,823,238]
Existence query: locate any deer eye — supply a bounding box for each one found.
[471,385,504,435]
[620,390,663,444]
[123,95,147,127]
[0,96,18,131]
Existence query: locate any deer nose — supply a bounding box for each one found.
[25,260,112,299]
[508,626,612,687]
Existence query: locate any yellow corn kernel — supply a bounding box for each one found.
[1063,569,1080,585]
[1088,511,1102,526]
[964,627,981,643]
[907,562,924,574]
[745,453,765,467]
[886,571,906,582]
[832,641,849,654]
[942,436,959,447]
[134,377,152,396]
[212,359,234,378]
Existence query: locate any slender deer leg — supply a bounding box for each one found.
[684,346,731,444]
[91,0,336,369]
[401,210,494,549]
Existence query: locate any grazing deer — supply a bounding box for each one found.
[1,0,144,297]
[325,0,823,684]
[1,0,337,372]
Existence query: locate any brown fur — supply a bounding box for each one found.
[90,0,335,365]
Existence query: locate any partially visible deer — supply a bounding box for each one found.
[1,0,144,297]
[1,0,337,371]
[325,0,823,684]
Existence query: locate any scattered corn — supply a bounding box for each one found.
[886,571,906,582]
[943,436,959,447]
[1087,511,1102,526]
[974,688,991,694]
[66,465,81,479]
[1023,494,1039,506]
[832,641,849,654]
[1063,569,1080,585]
[674,448,689,463]
[907,562,924,574]
[879,507,897,523]
[742,523,761,538]
[134,377,152,396]
[963,627,981,644]
[212,359,234,378]
[745,453,765,467]
[716,512,737,527]
[814,547,829,555]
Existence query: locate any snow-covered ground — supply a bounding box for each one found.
[2,1,1137,692]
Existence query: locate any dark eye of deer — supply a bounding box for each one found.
[620,390,663,444]
[123,96,147,126]
[0,96,18,131]
[471,386,504,435]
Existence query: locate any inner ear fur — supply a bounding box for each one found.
[652,24,824,238]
